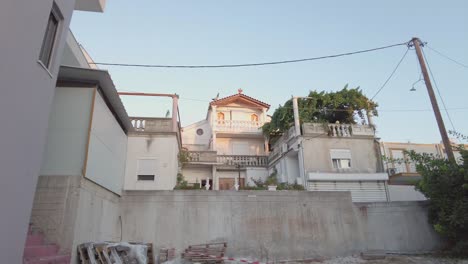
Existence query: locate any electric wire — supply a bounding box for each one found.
[370,47,410,100]
[421,48,457,131]
[426,45,468,69]
[90,42,409,68]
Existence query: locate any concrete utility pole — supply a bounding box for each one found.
[411,37,455,162]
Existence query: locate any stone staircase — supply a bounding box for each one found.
[23,224,71,264]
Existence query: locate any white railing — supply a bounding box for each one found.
[217,155,268,167]
[328,123,352,137]
[214,120,263,133]
[187,151,217,163]
[130,117,173,132]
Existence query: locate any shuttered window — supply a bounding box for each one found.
[137,159,157,181]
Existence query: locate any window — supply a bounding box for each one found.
[217,112,225,120]
[39,3,62,68]
[330,149,352,169]
[137,159,157,181]
[251,114,259,122]
[196,128,204,135]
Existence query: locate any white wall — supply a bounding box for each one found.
[0,1,77,261]
[182,120,212,150]
[388,185,427,201]
[216,138,265,155]
[40,87,94,176]
[85,91,127,195]
[125,135,179,190]
[246,167,268,186]
[182,167,213,184]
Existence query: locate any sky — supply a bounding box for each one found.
[70,0,468,143]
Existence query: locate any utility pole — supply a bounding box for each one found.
[411,37,455,162]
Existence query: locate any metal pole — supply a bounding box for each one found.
[411,37,455,162]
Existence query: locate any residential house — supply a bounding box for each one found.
[124,95,182,190]
[0,0,106,262]
[270,121,389,202]
[181,89,270,190]
[381,141,466,201]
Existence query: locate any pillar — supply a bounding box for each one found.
[212,166,219,190]
[172,94,179,132]
[292,97,301,137]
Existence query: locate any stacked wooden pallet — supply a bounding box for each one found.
[182,242,227,264]
[158,248,176,263]
[77,242,154,264]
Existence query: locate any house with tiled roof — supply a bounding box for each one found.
[181,89,271,190]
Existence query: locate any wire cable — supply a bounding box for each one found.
[89,41,409,69]
[426,45,468,69]
[421,48,457,131]
[370,47,410,100]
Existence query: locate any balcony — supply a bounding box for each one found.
[217,155,268,167]
[214,120,263,134]
[130,117,173,133]
[186,151,217,163]
[302,123,375,138]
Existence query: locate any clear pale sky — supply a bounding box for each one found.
[70,0,468,143]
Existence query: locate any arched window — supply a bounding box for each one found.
[217,112,225,120]
[251,114,259,122]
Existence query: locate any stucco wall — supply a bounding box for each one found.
[182,167,213,184]
[120,191,441,261]
[182,120,212,151]
[125,134,179,190]
[303,137,379,173]
[40,87,94,176]
[0,0,77,261]
[85,91,127,195]
[216,138,265,155]
[245,167,268,186]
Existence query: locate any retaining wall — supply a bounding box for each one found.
[120,191,441,261]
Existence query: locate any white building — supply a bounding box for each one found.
[270,122,389,202]
[0,0,106,262]
[181,89,270,190]
[381,141,466,202]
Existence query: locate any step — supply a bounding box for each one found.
[24,245,59,258]
[26,234,45,246]
[23,254,71,264]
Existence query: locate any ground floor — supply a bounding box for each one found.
[182,165,268,190]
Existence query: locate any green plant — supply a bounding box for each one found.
[277,182,305,190]
[262,85,377,136]
[178,148,190,163]
[265,169,279,186]
[403,133,468,257]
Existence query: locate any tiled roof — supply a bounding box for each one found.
[210,91,270,109]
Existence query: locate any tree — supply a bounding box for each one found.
[405,134,468,256]
[262,85,378,136]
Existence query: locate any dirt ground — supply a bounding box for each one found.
[318,255,468,264]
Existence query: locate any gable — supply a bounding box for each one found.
[210,93,270,109]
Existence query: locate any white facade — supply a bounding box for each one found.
[124,135,180,190]
[0,0,106,261]
[181,91,270,190]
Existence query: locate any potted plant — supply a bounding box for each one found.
[265,169,278,191]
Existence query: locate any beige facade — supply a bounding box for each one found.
[181,90,270,190]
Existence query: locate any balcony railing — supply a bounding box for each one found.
[187,151,217,163]
[214,120,263,133]
[130,117,173,133]
[302,123,375,137]
[217,155,268,167]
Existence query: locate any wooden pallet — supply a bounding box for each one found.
[182,242,227,264]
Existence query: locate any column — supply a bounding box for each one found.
[172,94,179,132]
[212,166,219,190]
[292,97,301,137]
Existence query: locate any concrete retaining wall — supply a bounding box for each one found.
[121,191,441,260]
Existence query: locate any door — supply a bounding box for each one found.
[219,178,245,190]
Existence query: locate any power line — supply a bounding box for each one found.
[90,41,409,69]
[426,45,468,69]
[421,47,457,131]
[370,47,410,100]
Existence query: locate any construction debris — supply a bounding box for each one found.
[77,242,154,264]
[182,242,227,264]
[158,248,176,263]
